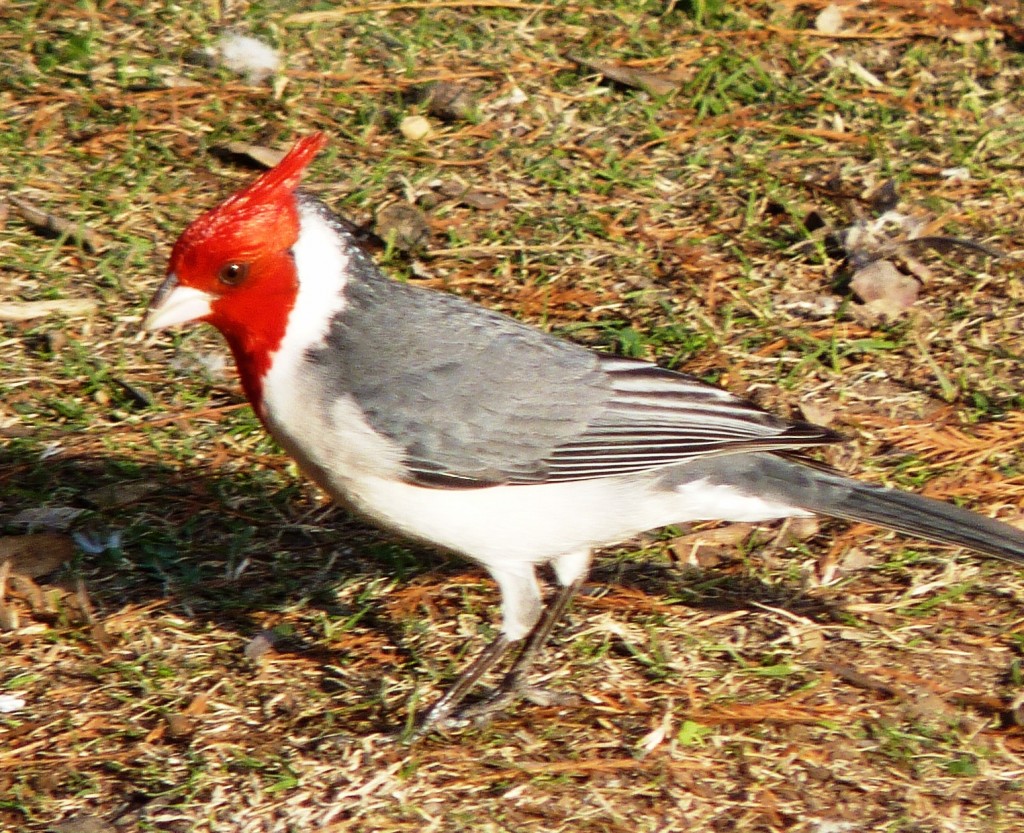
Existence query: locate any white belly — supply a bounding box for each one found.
[331,469,807,572]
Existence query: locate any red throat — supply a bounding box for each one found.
[213,251,301,412]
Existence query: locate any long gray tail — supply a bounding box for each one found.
[696,452,1024,562]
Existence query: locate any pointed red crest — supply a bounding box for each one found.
[220,132,328,217]
[170,133,328,269]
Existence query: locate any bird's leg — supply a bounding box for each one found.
[414,631,514,736]
[415,568,584,734]
[414,565,544,736]
[456,576,585,724]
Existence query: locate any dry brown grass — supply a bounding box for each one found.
[2,1,1024,831]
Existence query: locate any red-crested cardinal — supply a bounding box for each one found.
[145,134,1024,733]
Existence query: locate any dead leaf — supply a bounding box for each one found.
[165,712,195,738]
[10,506,85,531]
[244,630,279,663]
[436,181,509,211]
[0,533,76,579]
[223,141,285,168]
[49,814,117,833]
[0,694,26,713]
[670,524,752,566]
[184,690,211,716]
[374,203,430,251]
[8,196,106,252]
[85,481,159,509]
[827,55,884,88]
[569,55,677,96]
[784,517,821,542]
[799,399,839,428]
[400,115,434,141]
[416,81,475,122]
[949,29,1001,45]
[850,259,920,320]
[0,299,98,322]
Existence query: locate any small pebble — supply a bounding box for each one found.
[400,115,433,141]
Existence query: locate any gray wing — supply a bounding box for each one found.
[307,261,611,484]
[538,355,839,483]
[306,219,838,486]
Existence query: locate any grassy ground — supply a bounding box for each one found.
[2,1,1024,830]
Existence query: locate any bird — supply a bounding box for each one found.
[145,133,1024,734]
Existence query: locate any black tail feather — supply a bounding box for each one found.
[696,452,1024,563]
[814,476,1024,562]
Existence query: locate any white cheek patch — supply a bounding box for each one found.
[261,203,349,399]
[280,204,352,350]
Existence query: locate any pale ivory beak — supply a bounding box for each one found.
[144,274,214,330]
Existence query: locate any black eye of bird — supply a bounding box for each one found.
[218,262,249,286]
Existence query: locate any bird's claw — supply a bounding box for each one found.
[413,682,579,738]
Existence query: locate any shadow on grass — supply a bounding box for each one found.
[0,439,852,700]
[2,439,429,651]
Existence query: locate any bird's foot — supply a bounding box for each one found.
[415,679,579,737]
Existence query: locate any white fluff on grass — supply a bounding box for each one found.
[217,33,280,83]
[0,695,26,714]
